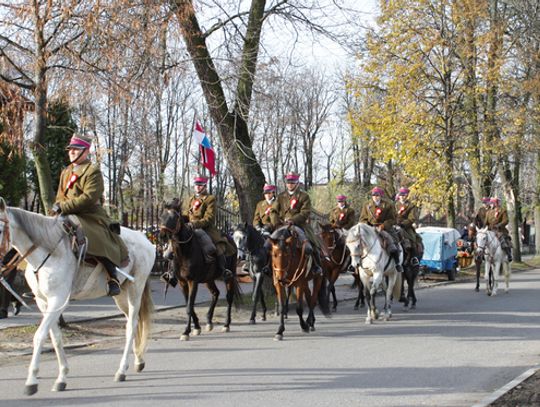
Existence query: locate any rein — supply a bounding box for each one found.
[272,238,310,288]
[0,216,38,276]
[322,230,348,266]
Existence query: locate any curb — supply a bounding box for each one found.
[471,366,539,407]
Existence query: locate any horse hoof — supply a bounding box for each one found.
[475,287,479,292]
[274,334,283,341]
[353,305,359,310]
[115,373,126,382]
[52,382,66,392]
[365,320,372,325]
[180,334,190,341]
[402,306,409,312]
[310,326,316,332]
[205,324,213,332]
[249,319,256,325]
[410,304,416,310]
[24,384,38,396]
[302,328,310,333]
[221,326,230,333]
[260,316,266,321]
[135,362,145,373]
[193,328,201,336]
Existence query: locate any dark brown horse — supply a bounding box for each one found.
[463,224,484,292]
[268,225,331,340]
[319,223,364,311]
[160,200,241,341]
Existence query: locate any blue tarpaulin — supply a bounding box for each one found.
[417,226,461,272]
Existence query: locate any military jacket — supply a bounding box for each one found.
[395,200,420,243]
[329,206,356,230]
[253,199,279,230]
[474,206,488,228]
[56,161,128,266]
[485,207,509,235]
[183,192,234,255]
[359,198,396,231]
[276,189,311,228]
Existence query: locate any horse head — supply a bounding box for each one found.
[319,223,341,250]
[475,226,490,257]
[345,224,363,269]
[233,222,249,260]
[159,198,187,239]
[267,226,298,279]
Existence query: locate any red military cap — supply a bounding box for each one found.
[66,134,92,150]
[336,194,347,202]
[194,176,208,185]
[398,187,410,196]
[263,184,277,193]
[371,186,384,196]
[481,197,490,204]
[284,172,300,183]
[490,197,500,204]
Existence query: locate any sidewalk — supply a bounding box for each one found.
[0,273,360,330]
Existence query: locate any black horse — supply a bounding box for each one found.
[233,223,271,324]
[160,200,241,341]
[399,235,423,309]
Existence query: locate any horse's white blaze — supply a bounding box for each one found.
[0,201,154,395]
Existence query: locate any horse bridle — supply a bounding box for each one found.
[0,215,38,276]
[271,230,309,287]
[162,209,193,245]
[322,229,347,266]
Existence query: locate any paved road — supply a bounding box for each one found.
[1,270,540,406]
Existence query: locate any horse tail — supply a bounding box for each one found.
[392,271,402,300]
[134,280,154,360]
[231,274,244,308]
[317,276,332,317]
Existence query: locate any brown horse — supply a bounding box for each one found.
[268,225,331,340]
[464,224,484,292]
[319,223,364,311]
[159,200,241,341]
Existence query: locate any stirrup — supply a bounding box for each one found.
[107,279,121,296]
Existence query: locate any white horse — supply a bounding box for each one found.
[475,227,511,296]
[345,223,402,324]
[0,198,155,396]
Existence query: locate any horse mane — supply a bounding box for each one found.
[347,223,376,243]
[10,208,65,252]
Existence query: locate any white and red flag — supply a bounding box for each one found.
[193,120,217,176]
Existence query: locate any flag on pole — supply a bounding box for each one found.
[193,120,217,176]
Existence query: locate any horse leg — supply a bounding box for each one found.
[329,268,339,312]
[274,284,286,341]
[492,262,501,296]
[25,295,68,396]
[409,265,418,308]
[204,281,220,332]
[354,273,365,310]
[49,320,69,391]
[363,281,373,324]
[475,257,482,292]
[505,262,511,293]
[181,282,198,341]
[222,275,238,332]
[296,285,310,333]
[259,275,267,321]
[250,272,263,324]
[384,273,397,321]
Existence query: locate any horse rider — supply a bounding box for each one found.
[395,187,422,263]
[275,172,323,276]
[182,175,236,277]
[474,197,490,228]
[253,184,279,233]
[49,134,129,296]
[329,195,356,231]
[485,197,513,262]
[359,186,403,272]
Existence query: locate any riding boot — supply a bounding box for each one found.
[392,251,403,273]
[311,250,323,276]
[505,247,513,262]
[217,254,233,280]
[98,257,121,296]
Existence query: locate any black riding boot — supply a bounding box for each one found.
[392,251,403,273]
[98,257,121,296]
[505,248,513,262]
[217,254,233,279]
[311,250,323,276]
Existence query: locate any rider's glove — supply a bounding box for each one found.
[48,203,62,216]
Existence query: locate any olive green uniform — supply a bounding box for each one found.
[183,192,236,257]
[329,206,356,230]
[359,198,396,231]
[253,199,279,231]
[395,200,421,247]
[485,207,509,235]
[474,206,489,228]
[56,161,128,267]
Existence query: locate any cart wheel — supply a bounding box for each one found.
[447,266,456,281]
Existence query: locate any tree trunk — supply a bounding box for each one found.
[32,11,54,212]
[172,0,266,221]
